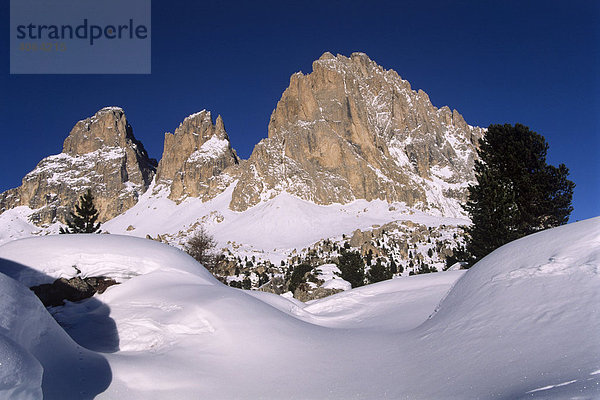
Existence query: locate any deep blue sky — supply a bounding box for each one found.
[1,1,598,221]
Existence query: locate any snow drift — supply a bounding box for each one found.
[0,271,111,400]
[0,218,598,399]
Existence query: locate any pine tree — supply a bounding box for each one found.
[464,124,574,265]
[367,258,391,284]
[337,249,365,288]
[288,263,312,293]
[389,258,397,274]
[59,189,101,234]
[242,276,251,290]
[416,262,436,275]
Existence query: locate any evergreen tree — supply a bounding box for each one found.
[288,263,313,293]
[416,262,436,275]
[337,249,365,288]
[242,276,251,290]
[59,189,101,234]
[367,258,392,284]
[464,124,574,265]
[389,258,398,274]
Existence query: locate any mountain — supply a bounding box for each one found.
[0,52,485,283]
[0,107,156,224]
[0,53,483,225]
[155,110,239,202]
[230,52,484,215]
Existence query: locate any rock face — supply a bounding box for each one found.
[0,52,484,228]
[155,110,239,202]
[230,52,484,216]
[0,107,157,223]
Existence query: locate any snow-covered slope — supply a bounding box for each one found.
[410,216,600,398]
[0,179,468,260]
[98,180,468,261]
[0,218,598,399]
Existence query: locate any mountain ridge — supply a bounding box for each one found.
[0,52,484,253]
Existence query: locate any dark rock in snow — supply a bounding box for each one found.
[31,276,118,307]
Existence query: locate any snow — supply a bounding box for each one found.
[0,331,43,400]
[430,164,454,179]
[0,207,43,244]
[0,234,217,287]
[387,137,412,167]
[98,107,123,113]
[314,263,351,291]
[100,180,468,263]
[184,109,208,121]
[303,270,465,330]
[0,271,111,400]
[526,380,578,394]
[186,136,229,162]
[0,275,46,397]
[0,218,598,398]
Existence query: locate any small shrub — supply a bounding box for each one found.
[184,226,217,269]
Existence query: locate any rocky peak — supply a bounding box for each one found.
[0,52,484,229]
[230,52,484,215]
[63,107,131,155]
[155,110,239,202]
[0,107,157,224]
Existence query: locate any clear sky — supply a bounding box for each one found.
[1,0,598,221]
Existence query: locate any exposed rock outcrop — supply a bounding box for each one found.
[293,283,342,302]
[0,52,484,229]
[230,52,484,216]
[155,110,240,202]
[0,107,157,224]
[30,276,118,307]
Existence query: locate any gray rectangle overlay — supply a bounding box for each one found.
[10,0,151,74]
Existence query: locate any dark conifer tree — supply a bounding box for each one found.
[367,258,392,284]
[389,258,398,274]
[242,276,251,290]
[337,249,365,288]
[288,263,313,293]
[59,189,101,234]
[464,124,574,265]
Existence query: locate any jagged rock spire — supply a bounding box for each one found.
[155,110,239,202]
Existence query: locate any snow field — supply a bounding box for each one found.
[0,218,598,399]
[0,180,468,261]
